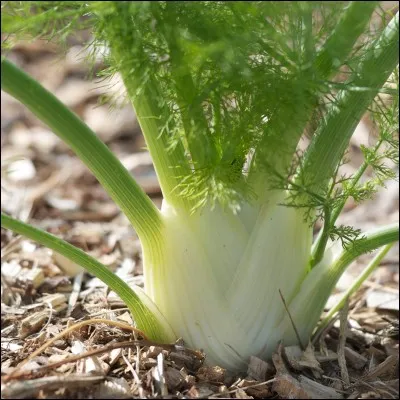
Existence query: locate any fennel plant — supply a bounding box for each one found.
[1,2,399,371]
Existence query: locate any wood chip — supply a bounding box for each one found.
[55,79,104,108]
[365,355,399,380]
[247,355,274,381]
[144,346,163,359]
[1,340,23,352]
[53,252,84,277]
[285,343,323,376]
[235,388,254,398]
[107,348,123,366]
[5,158,36,182]
[273,343,343,399]
[84,104,139,142]
[273,343,311,398]
[338,300,350,386]
[1,261,22,281]
[67,271,83,316]
[91,377,132,399]
[273,372,310,399]
[84,355,109,375]
[47,354,70,364]
[315,350,338,363]
[298,375,344,399]
[18,267,45,288]
[197,365,226,383]
[344,347,368,370]
[152,352,168,396]
[1,374,104,399]
[165,366,184,391]
[367,290,399,311]
[1,325,16,336]
[19,310,49,338]
[237,379,272,398]
[38,293,67,307]
[381,337,399,357]
[116,311,134,326]
[169,351,203,371]
[184,373,196,388]
[1,305,26,315]
[186,382,217,398]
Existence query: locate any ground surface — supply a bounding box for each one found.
[1,39,399,399]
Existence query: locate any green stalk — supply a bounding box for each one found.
[320,223,398,298]
[103,2,192,210]
[314,2,379,76]
[160,2,218,167]
[1,213,175,343]
[300,3,314,65]
[310,204,331,267]
[249,2,379,198]
[1,58,162,244]
[315,242,394,336]
[285,223,399,344]
[122,80,191,209]
[296,12,399,196]
[331,223,399,274]
[329,158,378,225]
[311,138,385,266]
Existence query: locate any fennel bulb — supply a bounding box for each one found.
[142,191,313,370]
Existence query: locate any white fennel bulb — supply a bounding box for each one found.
[142,191,313,370]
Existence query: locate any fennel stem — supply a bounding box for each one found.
[1,58,163,245]
[1,212,175,343]
[296,12,399,197]
[314,242,394,338]
[249,1,379,200]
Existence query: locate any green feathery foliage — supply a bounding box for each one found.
[3,1,397,218]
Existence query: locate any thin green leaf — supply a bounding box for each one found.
[1,59,162,244]
[1,212,175,343]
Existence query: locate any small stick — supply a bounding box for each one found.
[279,289,305,351]
[338,298,350,386]
[209,379,276,398]
[122,352,145,398]
[1,235,23,260]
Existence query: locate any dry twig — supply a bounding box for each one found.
[338,299,350,387]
